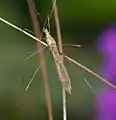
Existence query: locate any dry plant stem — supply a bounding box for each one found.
[0,17,48,47]
[26,1,53,120]
[64,55,116,89]
[52,0,67,120]
[52,0,63,56]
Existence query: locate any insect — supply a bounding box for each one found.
[43,28,71,94]
[0,17,72,94]
[0,6,116,93]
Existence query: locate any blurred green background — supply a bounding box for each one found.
[0,0,116,120]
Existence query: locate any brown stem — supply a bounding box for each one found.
[26,0,53,120]
[51,0,67,120]
[52,0,63,56]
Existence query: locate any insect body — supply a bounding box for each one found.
[43,28,72,94]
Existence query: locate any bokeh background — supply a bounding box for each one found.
[0,0,116,120]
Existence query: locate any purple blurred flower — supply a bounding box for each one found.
[95,24,116,120]
[97,24,116,83]
[97,24,116,58]
[95,88,116,120]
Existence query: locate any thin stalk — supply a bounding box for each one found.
[52,0,67,120]
[26,0,53,120]
[0,17,48,47]
[64,55,116,89]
